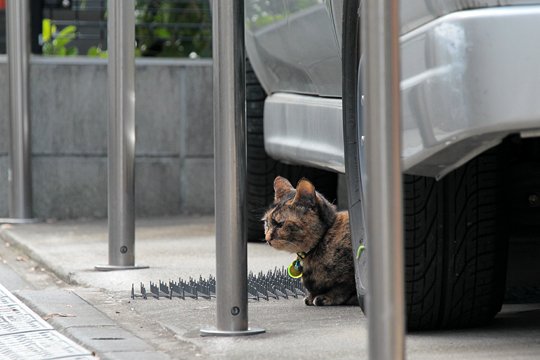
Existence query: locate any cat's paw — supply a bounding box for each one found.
[313,295,331,306]
[304,296,314,306]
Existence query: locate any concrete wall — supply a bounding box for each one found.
[0,56,214,219]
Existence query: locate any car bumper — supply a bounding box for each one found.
[264,6,540,178]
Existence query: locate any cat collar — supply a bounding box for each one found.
[287,228,328,278]
[286,249,313,278]
[287,246,316,278]
[287,256,303,278]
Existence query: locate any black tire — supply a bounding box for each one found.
[403,152,508,330]
[342,0,508,330]
[246,60,338,242]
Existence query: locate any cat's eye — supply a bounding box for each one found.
[271,218,284,228]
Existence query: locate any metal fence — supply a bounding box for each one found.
[0,0,212,57]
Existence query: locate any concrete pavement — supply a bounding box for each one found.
[0,216,539,359]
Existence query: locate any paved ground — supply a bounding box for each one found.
[0,216,539,359]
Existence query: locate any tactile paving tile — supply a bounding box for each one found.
[0,284,52,336]
[0,303,53,336]
[0,284,93,359]
[0,330,94,360]
[0,293,17,307]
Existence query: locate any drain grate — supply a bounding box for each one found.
[132,267,306,301]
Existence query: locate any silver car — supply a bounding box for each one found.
[244,0,540,330]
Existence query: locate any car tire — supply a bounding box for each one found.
[246,59,338,242]
[403,153,508,330]
[342,0,508,330]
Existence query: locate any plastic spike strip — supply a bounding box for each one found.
[131,267,306,301]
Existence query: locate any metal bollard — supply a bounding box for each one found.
[363,0,406,359]
[95,0,147,271]
[200,0,264,336]
[1,0,37,224]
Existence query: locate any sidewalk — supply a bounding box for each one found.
[0,216,539,359]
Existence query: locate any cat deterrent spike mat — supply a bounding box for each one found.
[131,268,306,301]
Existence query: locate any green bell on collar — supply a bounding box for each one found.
[287,258,303,278]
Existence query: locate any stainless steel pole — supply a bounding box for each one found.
[200,0,264,336]
[96,0,147,271]
[363,0,405,359]
[3,0,35,223]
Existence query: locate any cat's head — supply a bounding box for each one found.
[262,176,337,253]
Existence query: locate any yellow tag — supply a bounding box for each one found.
[287,259,302,278]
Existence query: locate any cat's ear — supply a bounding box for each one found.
[293,178,317,206]
[274,176,294,202]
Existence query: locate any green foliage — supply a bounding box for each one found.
[135,0,212,58]
[86,46,108,58]
[42,22,79,56]
[40,0,212,58]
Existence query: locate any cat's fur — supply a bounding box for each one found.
[263,176,357,306]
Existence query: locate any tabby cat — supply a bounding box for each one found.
[263,176,357,306]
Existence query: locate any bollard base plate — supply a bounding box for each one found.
[200,327,265,337]
[95,264,149,272]
[0,218,41,224]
